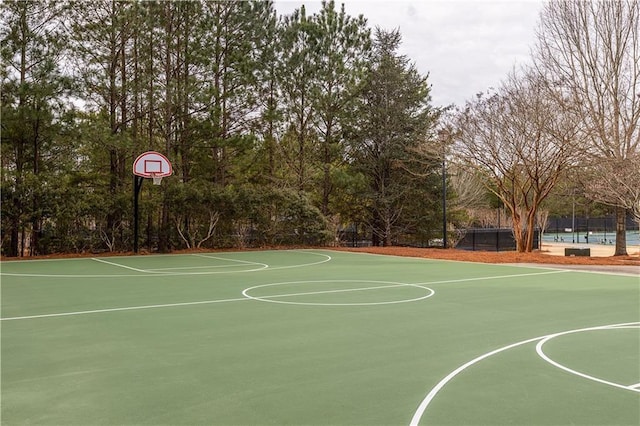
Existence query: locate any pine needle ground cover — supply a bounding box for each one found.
[1,250,638,425]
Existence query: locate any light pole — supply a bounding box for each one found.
[572,189,576,243]
[438,130,449,249]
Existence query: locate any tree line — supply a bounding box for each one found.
[2,0,638,257]
[1,0,442,256]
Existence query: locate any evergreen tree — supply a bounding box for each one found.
[351,29,439,246]
[310,0,371,216]
[1,0,71,255]
[0,1,445,253]
[277,5,319,192]
[69,0,138,251]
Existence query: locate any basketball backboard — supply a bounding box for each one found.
[133,151,172,184]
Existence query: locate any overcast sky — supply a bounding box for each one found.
[274,0,544,108]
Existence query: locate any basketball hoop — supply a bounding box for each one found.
[133,151,173,185]
[133,151,173,254]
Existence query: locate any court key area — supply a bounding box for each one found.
[1,249,639,425]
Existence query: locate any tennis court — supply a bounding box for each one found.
[1,249,639,425]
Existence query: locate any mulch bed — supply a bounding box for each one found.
[332,247,640,266]
[3,246,639,266]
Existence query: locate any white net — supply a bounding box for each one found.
[152,175,163,185]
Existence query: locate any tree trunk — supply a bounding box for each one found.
[510,208,525,252]
[321,118,334,216]
[371,210,382,247]
[614,206,628,256]
[158,202,171,253]
[9,219,19,257]
[524,209,537,252]
[383,218,392,247]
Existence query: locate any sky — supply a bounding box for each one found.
[273,0,544,108]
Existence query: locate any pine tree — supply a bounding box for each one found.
[310,0,371,216]
[1,0,70,256]
[351,29,438,246]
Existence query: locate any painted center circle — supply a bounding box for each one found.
[242,280,435,306]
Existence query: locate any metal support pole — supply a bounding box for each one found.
[496,208,501,251]
[442,155,447,249]
[586,216,589,244]
[572,192,576,243]
[133,175,144,253]
[438,129,449,249]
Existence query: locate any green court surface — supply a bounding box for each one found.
[1,249,639,425]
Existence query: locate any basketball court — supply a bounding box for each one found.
[1,250,638,425]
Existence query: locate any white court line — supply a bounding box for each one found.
[148,264,261,271]
[243,280,435,307]
[1,251,330,277]
[263,250,332,270]
[1,270,565,322]
[409,321,640,426]
[93,256,267,274]
[192,253,267,265]
[1,282,427,321]
[535,325,640,393]
[256,270,570,298]
[630,383,640,389]
[0,297,250,321]
[1,270,566,321]
[242,272,569,305]
[412,269,569,286]
[91,258,155,273]
[409,337,542,426]
[251,282,424,299]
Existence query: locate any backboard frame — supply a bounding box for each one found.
[133,151,173,178]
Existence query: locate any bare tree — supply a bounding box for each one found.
[536,208,550,239]
[534,0,640,255]
[448,164,491,210]
[583,154,640,224]
[175,211,219,249]
[454,70,581,252]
